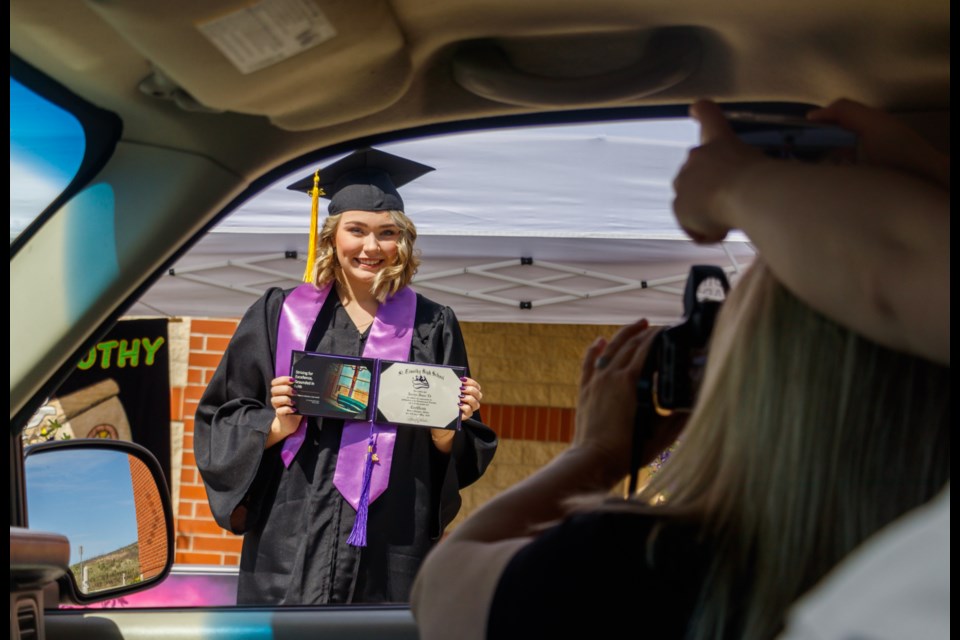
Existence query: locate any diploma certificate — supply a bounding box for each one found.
[375,360,465,430]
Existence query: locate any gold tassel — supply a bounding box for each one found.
[303,171,324,283]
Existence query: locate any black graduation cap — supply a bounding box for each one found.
[286,147,435,215]
[286,147,434,283]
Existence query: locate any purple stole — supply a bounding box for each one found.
[274,282,417,546]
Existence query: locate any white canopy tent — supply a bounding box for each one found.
[128,119,756,325]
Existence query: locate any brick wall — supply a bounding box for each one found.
[174,319,244,565]
[130,456,169,578]
[170,318,624,565]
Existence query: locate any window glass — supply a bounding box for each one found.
[9,76,87,242]
[28,115,757,609]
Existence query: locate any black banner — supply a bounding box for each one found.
[35,319,172,488]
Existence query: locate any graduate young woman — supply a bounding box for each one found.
[195,148,498,605]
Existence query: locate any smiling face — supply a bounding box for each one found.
[334,210,401,293]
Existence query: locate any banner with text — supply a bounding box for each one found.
[23,318,172,488]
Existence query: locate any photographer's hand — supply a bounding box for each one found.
[672,100,768,244]
[573,318,688,478]
[671,99,949,365]
[807,98,949,189]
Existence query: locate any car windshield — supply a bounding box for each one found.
[20,112,758,607]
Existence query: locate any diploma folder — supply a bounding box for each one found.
[290,351,464,430]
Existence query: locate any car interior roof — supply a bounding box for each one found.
[11,0,950,181]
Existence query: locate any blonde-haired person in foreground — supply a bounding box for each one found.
[412,259,950,639]
[412,98,949,640]
[673,98,950,640]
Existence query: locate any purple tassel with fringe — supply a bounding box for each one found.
[346,433,378,547]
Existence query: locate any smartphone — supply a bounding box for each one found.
[724,110,859,163]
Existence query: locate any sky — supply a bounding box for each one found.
[25,448,141,566]
[9,77,86,241]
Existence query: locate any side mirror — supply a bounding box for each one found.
[24,439,174,604]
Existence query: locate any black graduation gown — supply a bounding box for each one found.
[194,287,498,605]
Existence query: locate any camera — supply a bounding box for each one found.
[630,265,730,490]
[724,110,859,163]
[637,264,730,414]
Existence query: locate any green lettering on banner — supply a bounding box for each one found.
[76,334,166,370]
[116,339,141,368]
[98,340,119,369]
[77,348,97,370]
[142,336,166,366]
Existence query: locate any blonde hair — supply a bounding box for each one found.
[634,261,950,639]
[311,209,421,302]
